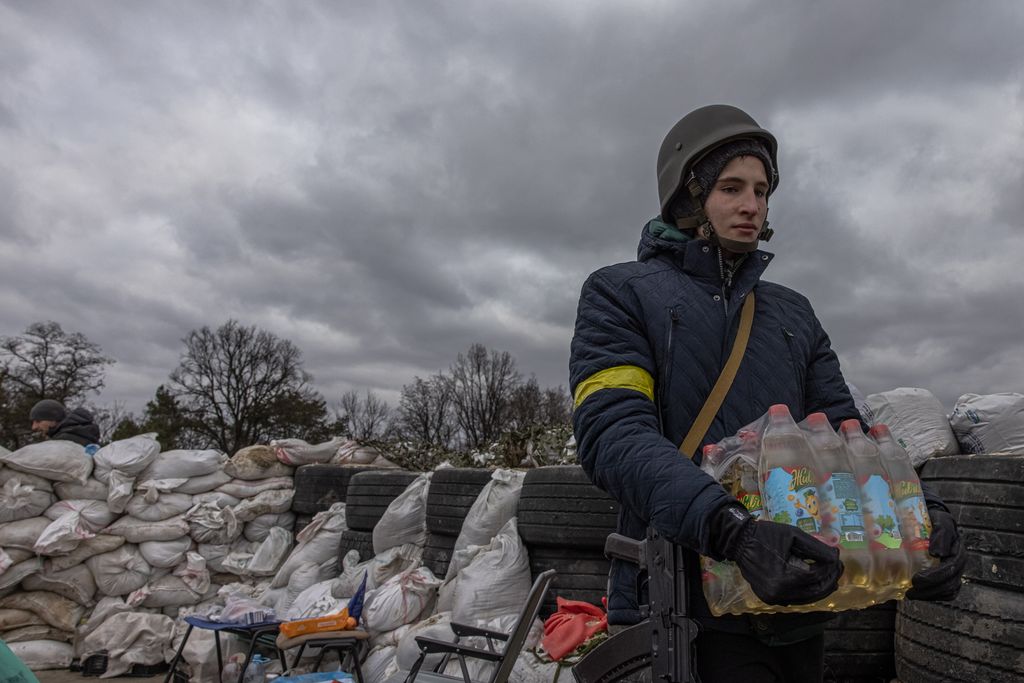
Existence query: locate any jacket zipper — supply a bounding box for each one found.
[659,308,679,435]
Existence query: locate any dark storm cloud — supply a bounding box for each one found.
[2,0,1022,419]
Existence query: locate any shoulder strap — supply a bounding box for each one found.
[679,292,756,459]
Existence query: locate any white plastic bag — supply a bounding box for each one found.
[373,473,431,555]
[0,441,92,484]
[864,388,958,466]
[949,393,1024,455]
[446,469,525,579]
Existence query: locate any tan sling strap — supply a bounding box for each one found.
[679,291,756,459]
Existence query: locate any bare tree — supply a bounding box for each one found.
[0,322,113,450]
[335,389,391,442]
[168,320,329,454]
[396,375,456,449]
[447,343,520,450]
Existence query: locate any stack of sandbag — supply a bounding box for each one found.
[948,392,1024,455]
[864,387,959,466]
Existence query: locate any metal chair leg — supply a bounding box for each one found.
[163,624,194,683]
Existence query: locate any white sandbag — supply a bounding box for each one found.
[185,502,241,544]
[0,467,53,493]
[0,516,51,550]
[45,534,125,572]
[104,515,190,543]
[92,434,161,482]
[394,612,455,671]
[7,640,74,670]
[364,645,399,683]
[106,469,136,514]
[0,478,55,524]
[45,499,118,531]
[22,563,97,605]
[510,649,563,683]
[139,449,227,481]
[54,477,107,501]
[79,611,176,677]
[126,491,195,522]
[2,548,33,566]
[220,540,262,575]
[332,440,383,465]
[270,561,321,617]
[272,436,347,466]
[847,382,873,427]
[287,579,348,620]
[334,544,423,598]
[34,513,95,556]
[244,511,296,542]
[446,469,524,579]
[135,478,187,495]
[234,489,294,522]
[246,527,293,577]
[362,567,441,633]
[371,624,413,650]
[196,542,232,573]
[1,624,73,644]
[373,473,431,556]
[864,388,958,467]
[128,575,203,608]
[193,491,241,508]
[86,546,153,597]
[139,537,194,568]
[949,392,1024,455]
[0,441,92,484]
[271,502,348,588]
[0,591,86,631]
[225,445,295,480]
[451,518,531,625]
[0,547,10,574]
[0,608,43,631]
[0,557,43,590]
[171,470,232,494]
[215,476,293,500]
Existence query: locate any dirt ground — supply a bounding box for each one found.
[35,671,156,683]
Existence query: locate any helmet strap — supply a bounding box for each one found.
[676,172,774,253]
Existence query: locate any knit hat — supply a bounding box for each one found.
[30,399,66,423]
[671,138,775,219]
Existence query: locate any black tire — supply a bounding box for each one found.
[527,545,609,617]
[293,514,314,537]
[345,470,420,531]
[422,532,457,579]
[518,466,619,549]
[895,580,1024,682]
[426,468,495,537]
[291,465,382,514]
[337,528,375,567]
[822,602,896,682]
[920,454,1024,592]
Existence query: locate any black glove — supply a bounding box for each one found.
[708,503,844,606]
[906,506,966,601]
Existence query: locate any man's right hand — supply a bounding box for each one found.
[708,503,844,606]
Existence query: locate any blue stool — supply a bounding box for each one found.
[163,615,286,683]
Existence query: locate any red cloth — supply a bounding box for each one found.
[541,596,608,661]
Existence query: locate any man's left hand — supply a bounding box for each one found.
[905,507,966,602]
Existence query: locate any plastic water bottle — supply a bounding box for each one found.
[803,413,872,597]
[759,404,824,540]
[242,655,269,683]
[840,420,910,598]
[870,424,936,574]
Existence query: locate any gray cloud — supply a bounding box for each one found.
[2,0,1022,420]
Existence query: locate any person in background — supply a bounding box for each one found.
[569,104,965,682]
[29,398,101,446]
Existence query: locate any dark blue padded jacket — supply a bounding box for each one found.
[570,219,861,640]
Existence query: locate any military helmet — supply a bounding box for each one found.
[657,104,779,220]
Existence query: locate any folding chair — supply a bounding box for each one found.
[163,615,286,683]
[275,628,372,682]
[404,569,556,683]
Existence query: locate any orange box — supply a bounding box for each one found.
[280,609,352,638]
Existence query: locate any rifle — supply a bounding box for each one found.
[571,529,699,683]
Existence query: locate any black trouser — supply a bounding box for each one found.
[696,630,824,683]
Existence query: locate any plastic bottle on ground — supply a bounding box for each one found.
[841,419,910,600]
[869,423,936,575]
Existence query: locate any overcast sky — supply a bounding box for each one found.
[2,0,1022,419]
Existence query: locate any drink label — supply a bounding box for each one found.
[737,489,764,520]
[762,465,821,535]
[818,471,867,549]
[893,479,932,551]
[859,474,904,550]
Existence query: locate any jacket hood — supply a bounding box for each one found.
[49,407,101,446]
[637,217,693,261]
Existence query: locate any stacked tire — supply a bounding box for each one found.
[291,464,383,535]
[339,470,420,565]
[517,465,619,616]
[895,454,1024,682]
[422,468,495,579]
[823,602,896,683]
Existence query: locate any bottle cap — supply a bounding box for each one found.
[839,419,862,434]
[805,412,829,427]
[868,424,891,439]
[768,404,791,419]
